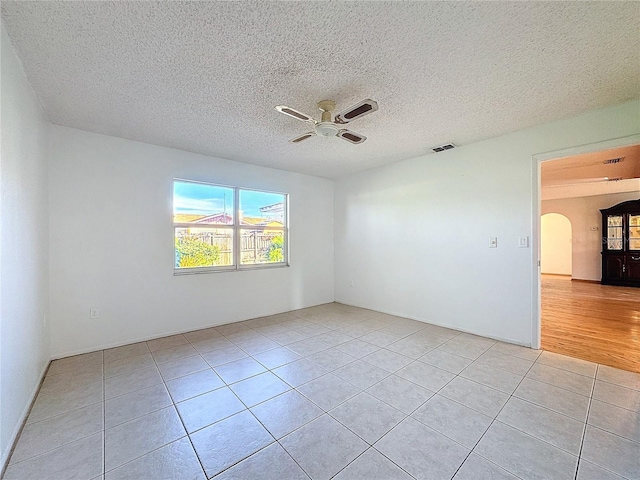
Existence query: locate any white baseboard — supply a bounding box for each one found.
[335,301,532,348]
[1,360,50,475]
[51,301,336,360]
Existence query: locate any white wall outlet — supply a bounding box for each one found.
[350,279,355,287]
[43,314,47,327]
[90,309,99,319]
[518,236,529,248]
[489,237,497,248]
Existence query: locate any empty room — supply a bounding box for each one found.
[1,2,639,480]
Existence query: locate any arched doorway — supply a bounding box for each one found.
[541,213,572,276]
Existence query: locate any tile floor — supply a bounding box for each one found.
[4,303,640,480]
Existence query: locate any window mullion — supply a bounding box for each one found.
[174,180,288,273]
[234,187,240,269]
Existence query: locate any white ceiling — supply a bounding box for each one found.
[541,144,640,200]
[2,2,639,178]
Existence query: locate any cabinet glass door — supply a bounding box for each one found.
[630,214,640,251]
[607,215,623,250]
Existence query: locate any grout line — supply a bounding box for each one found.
[187,324,312,478]
[314,349,499,479]
[331,446,418,480]
[102,350,105,478]
[152,338,209,480]
[20,308,639,480]
[573,364,597,480]
[449,350,540,480]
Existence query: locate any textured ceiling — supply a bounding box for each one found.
[2,2,639,178]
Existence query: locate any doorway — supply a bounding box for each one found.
[541,213,572,277]
[533,138,640,372]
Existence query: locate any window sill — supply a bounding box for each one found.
[173,263,290,276]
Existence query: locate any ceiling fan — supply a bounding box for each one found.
[544,176,627,187]
[275,99,378,144]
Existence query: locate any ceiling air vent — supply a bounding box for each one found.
[603,157,623,164]
[432,143,456,153]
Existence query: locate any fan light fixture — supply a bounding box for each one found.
[275,98,378,145]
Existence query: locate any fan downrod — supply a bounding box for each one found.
[317,100,336,122]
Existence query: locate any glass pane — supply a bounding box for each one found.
[173,181,234,225]
[607,226,623,250]
[240,229,285,265]
[606,216,624,250]
[175,228,233,268]
[630,215,640,227]
[239,190,286,226]
[608,215,623,227]
[630,226,640,251]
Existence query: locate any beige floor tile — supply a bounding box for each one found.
[366,374,434,414]
[103,342,149,363]
[104,365,163,399]
[333,448,413,479]
[475,422,578,480]
[105,383,172,428]
[28,379,103,424]
[165,368,224,403]
[439,377,509,418]
[190,410,274,478]
[105,437,204,480]
[375,417,469,480]
[104,406,185,471]
[280,414,367,480]
[147,334,188,352]
[11,402,103,464]
[250,390,323,439]
[581,425,640,479]
[330,392,405,444]
[13,305,640,480]
[4,432,103,480]
[213,443,308,480]
[175,386,245,433]
[412,394,492,448]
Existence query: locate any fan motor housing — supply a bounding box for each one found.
[316,122,339,137]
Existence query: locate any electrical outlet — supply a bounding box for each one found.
[43,314,47,327]
[90,309,99,319]
[350,279,355,287]
[489,237,497,248]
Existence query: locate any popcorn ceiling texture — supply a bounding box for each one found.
[1,1,639,178]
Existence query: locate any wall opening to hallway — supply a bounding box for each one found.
[541,213,572,276]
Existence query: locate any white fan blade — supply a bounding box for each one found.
[276,105,315,123]
[337,129,366,144]
[334,99,378,124]
[289,132,316,143]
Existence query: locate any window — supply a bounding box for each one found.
[173,180,288,273]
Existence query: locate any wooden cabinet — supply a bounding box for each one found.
[601,199,640,287]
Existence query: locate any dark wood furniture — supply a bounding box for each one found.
[601,199,640,287]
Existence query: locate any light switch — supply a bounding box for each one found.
[518,236,529,248]
[489,237,497,248]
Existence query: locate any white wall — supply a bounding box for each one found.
[542,191,640,281]
[0,23,50,468]
[48,126,334,357]
[541,213,572,275]
[334,100,639,346]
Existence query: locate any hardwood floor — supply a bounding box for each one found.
[541,274,640,373]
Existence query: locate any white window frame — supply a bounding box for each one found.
[173,179,289,275]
